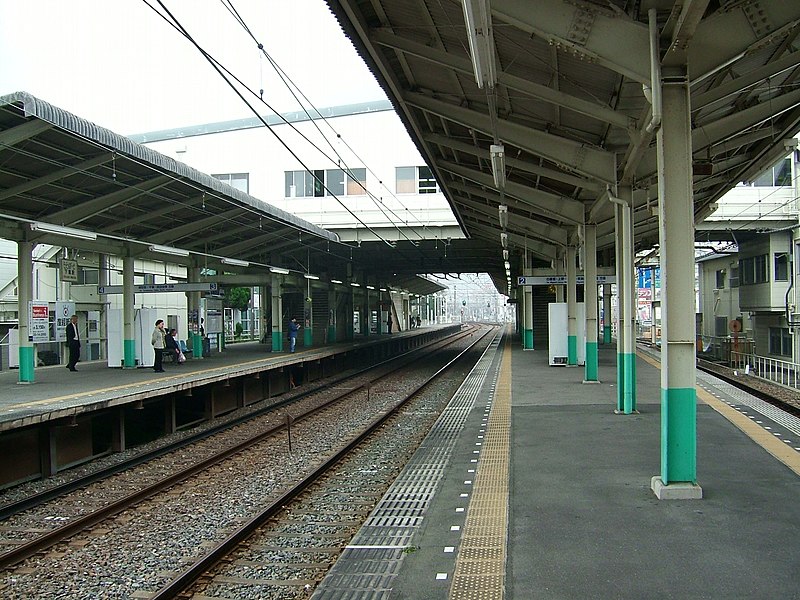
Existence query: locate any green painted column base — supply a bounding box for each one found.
[304,328,312,348]
[660,387,697,485]
[328,326,336,343]
[192,334,203,360]
[523,328,533,350]
[272,331,283,353]
[567,335,577,365]
[584,341,598,381]
[616,352,624,411]
[18,346,35,383]
[603,326,612,344]
[123,339,136,368]
[622,352,636,413]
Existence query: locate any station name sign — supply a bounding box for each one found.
[98,282,219,294]
[517,275,616,286]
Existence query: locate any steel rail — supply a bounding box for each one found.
[150,324,495,599]
[0,326,476,569]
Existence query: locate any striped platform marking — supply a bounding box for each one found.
[449,336,510,600]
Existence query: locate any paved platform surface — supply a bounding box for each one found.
[316,329,800,599]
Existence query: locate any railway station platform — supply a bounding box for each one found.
[0,325,459,487]
[315,328,800,599]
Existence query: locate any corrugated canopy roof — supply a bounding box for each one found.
[325,0,800,293]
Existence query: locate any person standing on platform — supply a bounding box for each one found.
[387,312,393,334]
[151,319,166,373]
[65,314,80,372]
[288,317,300,353]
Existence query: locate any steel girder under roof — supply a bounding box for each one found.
[326,0,800,292]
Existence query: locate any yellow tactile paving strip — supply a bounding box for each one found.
[637,350,800,477]
[449,337,511,600]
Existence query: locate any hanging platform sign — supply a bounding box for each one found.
[98,282,218,294]
[517,275,616,286]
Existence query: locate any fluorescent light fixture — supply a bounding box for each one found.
[331,279,343,284]
[462,0,497,89]
[269,267,290,274]
[502,249,509,260]
[500,232,508,249]
[380,288,387,292]
[366,285,375,290]
[350,282,361,287]
[149,244,190,257]
[504,261,510,270]
[390,289,399,293]
[221,257,249,267]
[304,273,320,280]
[30,222,97,241]
[491,145,505,189]
[498,203,508,228]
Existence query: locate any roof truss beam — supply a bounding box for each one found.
[423,133,602,192]
[492,0,650,84]
[371,29,634,131]
[439,159,585,225]
[405,92,616,185]
[0,153,111,203]
[46,175,173,225]
[0,119,52,146]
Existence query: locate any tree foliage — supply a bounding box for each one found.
[224,287,251,312]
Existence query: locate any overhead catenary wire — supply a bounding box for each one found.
[144,0,443,274]
[145,0,396,252]
[218,0,436,245]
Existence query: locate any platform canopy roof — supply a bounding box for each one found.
[326,0,800,293]
[0,92,446,295]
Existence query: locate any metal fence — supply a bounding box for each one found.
[730,350,800,390]
[697,335,754,366]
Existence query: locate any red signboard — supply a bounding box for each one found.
[31,305,49,319]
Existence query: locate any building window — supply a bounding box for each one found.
[751,158,791,187]
[346,168,367,195]
[212,173,249,194]
[730,265,739,288]
[714,316,728,337]
[285,168,364,197]
[78,268,99,285]
[715,269,725,289]
[739,254,769,285]
[396,166,440,194]
[774,253,789,281]
[769,327,792,357]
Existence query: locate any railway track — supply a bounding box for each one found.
[150,324,496,599]
[0,324,497,598]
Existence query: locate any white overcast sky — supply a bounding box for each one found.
[0,0,386,135]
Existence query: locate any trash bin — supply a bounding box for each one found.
[202,337,211,358]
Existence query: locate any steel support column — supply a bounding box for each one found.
[584,224,599,382]
[652,66,702,499]
[523,267,533,350]
[17,240,34,383]
[614,204,625,410]
[566,244,577,365]
[619,187,637,413]
[188,266,203,360]
[271,274,283,352]
[122,254,135,368]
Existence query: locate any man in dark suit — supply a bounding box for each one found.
[66,314,80,372]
